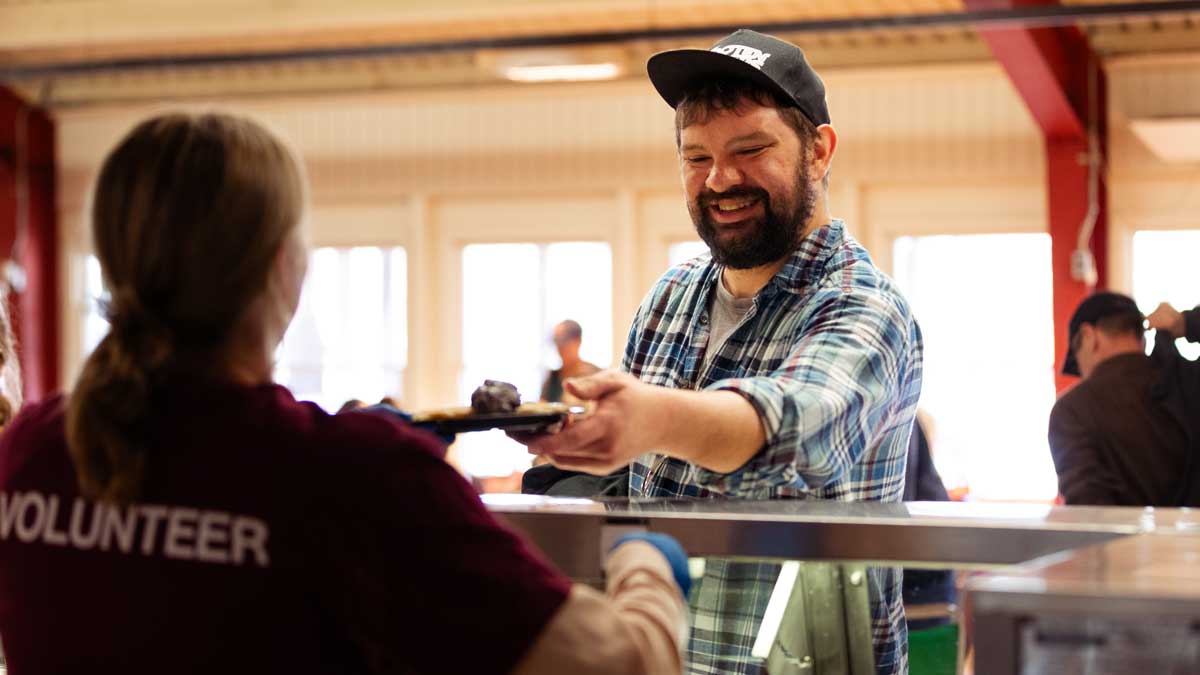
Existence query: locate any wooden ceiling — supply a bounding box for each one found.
[1,0,1198,106]
[0,0,964,65]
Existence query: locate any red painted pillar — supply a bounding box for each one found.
[1047,135,1107,392]
[0,86,59,402]
[965,0,1108,392]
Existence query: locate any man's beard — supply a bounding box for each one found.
[689,163,816,270]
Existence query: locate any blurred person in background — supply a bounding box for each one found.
[0,293,20,433]
[0,111,688,675]
[0,293,18,666]
[336,398,367,414]
[517,29,923,674]
[540,319,600,405]
[904,411,948,504]
[523,319,617,495]
[336,395,401,414]
[900,412,956,632]
[1049,292,1200,506]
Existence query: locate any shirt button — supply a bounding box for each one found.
[699,314,709,325]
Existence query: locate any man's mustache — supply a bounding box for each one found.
[697,187,769,209]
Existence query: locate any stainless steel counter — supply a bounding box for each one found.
[485,496,1200,673]
[485,495,1176,578]
[968,526,1200,674]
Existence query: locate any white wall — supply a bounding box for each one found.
[1106,54,1200,295]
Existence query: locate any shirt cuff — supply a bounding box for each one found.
[1184,308,1200,343]
[685,378,804,497]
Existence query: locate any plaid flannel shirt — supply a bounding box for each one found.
[621,219,923,675]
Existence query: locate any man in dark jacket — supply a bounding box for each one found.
[1048,292,1200,506]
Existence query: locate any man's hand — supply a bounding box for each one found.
[511,370,764,475]
[519,370,663,475]
[1147,302,1186,336]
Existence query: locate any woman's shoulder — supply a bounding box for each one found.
[156,381,451,476]
[1,394,69,450]
[0,394,71,486]
[244,386,443,461]
[310,405,448,462]
[292,405,480,519]
[5,394,68,434]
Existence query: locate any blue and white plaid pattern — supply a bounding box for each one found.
[622,219,923,675]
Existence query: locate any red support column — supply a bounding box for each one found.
[0,86,59,402]
[964,0,1107,392]
[1046,136,1107,392]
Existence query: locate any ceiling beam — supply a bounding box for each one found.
[3,1,1200,80]
[965,0,1093,139]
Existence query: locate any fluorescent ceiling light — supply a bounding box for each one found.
[503,63,620,83]
[1129,116,1200,163]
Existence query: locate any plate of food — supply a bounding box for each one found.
[411,380,583,435]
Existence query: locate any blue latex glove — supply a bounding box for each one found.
[361,404,457,445]
[611,532,692,598]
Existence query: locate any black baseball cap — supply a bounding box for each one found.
[646,29,831,127]
[1062,291,1144,377]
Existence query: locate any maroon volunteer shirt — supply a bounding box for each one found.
[0,380,571,674]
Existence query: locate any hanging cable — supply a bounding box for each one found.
[1070,54,1101,287]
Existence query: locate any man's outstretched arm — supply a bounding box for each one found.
[520,371,766,476]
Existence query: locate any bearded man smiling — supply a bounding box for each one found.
[516,29,925,675]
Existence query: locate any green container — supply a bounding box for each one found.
[908,624,958,675]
